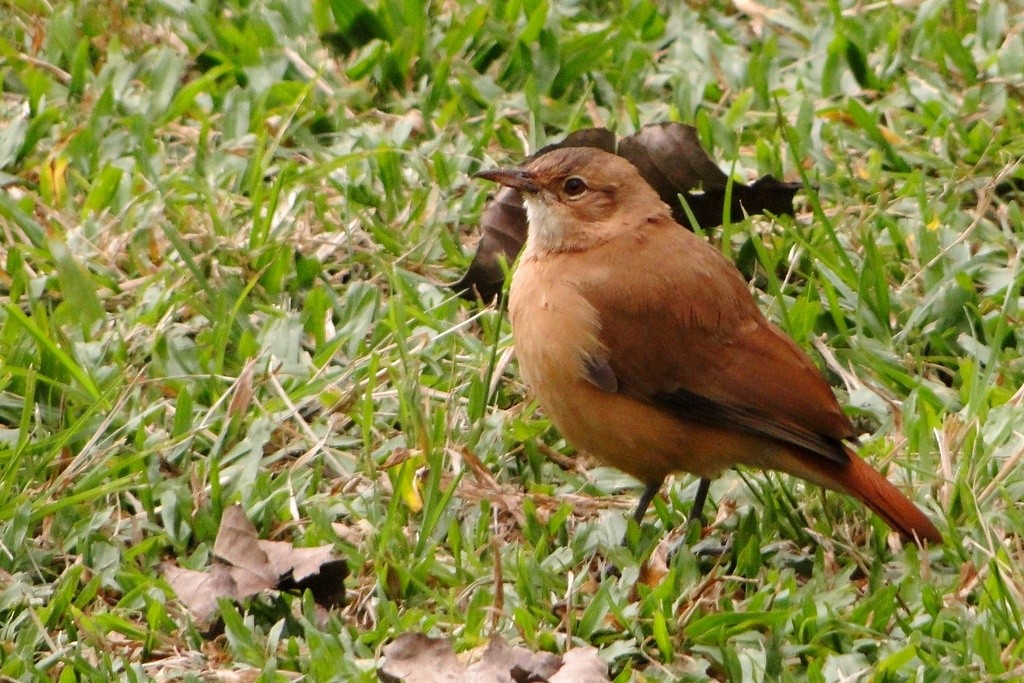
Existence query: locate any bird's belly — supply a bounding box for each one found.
[532,377,777,486]
[509,266,779,486]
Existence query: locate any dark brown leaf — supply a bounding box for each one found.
[454,122,802,302]
[619,123,803,229]
[448,186,525,303]
[164,504,348,626]
[270,541,349,609]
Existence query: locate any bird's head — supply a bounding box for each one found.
[475,147,667,254]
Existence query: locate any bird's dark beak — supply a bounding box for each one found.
[473,168,540,193]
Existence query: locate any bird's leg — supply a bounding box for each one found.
[687,477,711,527]
[682,477,730,560]
[603,481,663,579]
[631,480,662,528]
[614,481,662,558]
[626,477,707,547]
[609,478,724,579]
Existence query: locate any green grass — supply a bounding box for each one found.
[1,0,1023,680]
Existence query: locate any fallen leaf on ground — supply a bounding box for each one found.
[377,633,609,683]
[163,564,238,627]
[377,634,463,683]
[163,504,348,625]
[549,647,611,683]
[454,122,802,302]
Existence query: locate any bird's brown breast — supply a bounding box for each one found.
[508,248,785,484]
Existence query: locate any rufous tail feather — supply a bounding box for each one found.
[794,446,942,544]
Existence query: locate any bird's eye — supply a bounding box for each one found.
[563,176,587,197]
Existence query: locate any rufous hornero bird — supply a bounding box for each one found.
[475,146,941,546]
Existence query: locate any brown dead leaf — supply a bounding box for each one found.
[164,504,348,626]
[259,541,336,582]
[618,122,802,230]
[548,647,607,683]
[377,633,463,683]
[267,541,349,609]
[466,637,561,681]
[212,505,278,597]
[378,634,608,683]
[454,122,803,302]
[449,185,526,303]
[163,563,238,624]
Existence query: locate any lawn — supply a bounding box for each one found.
[1,0,1023,680]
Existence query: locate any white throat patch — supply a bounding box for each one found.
[523,194,564,252]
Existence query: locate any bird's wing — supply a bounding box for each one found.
[576,219,854,463]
